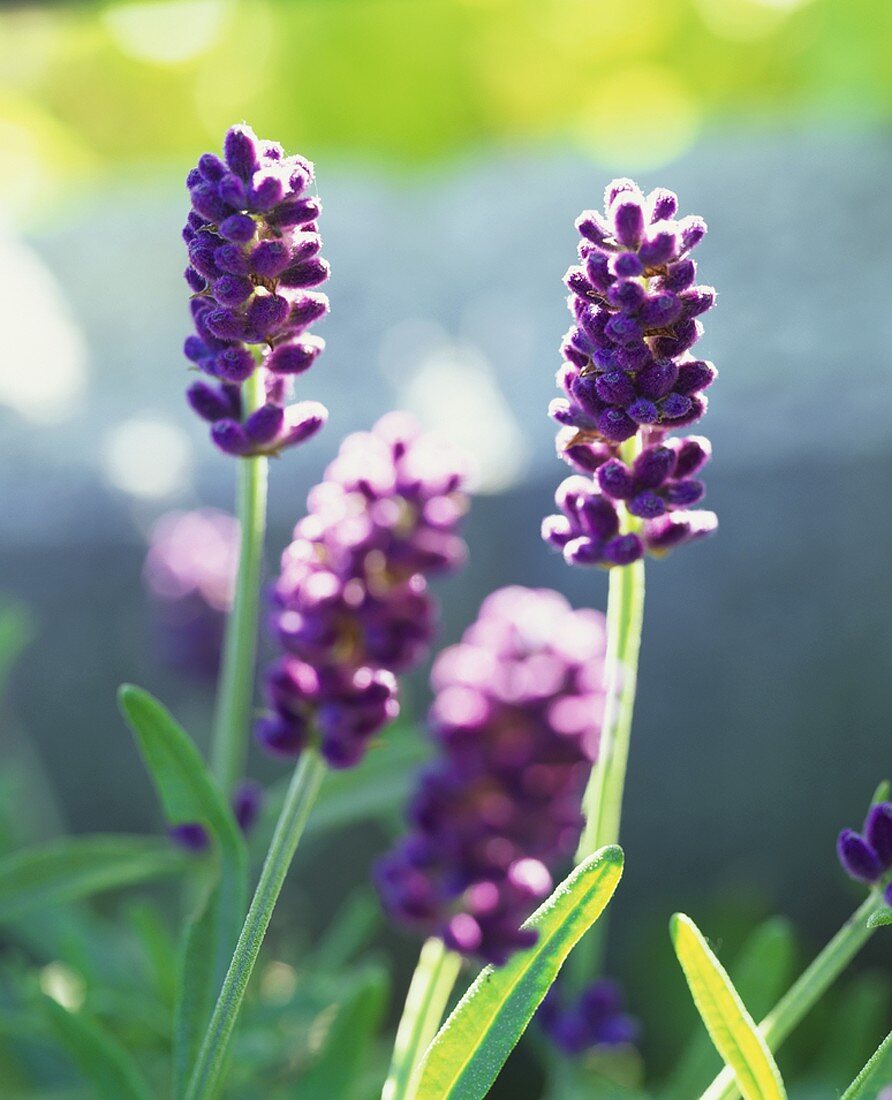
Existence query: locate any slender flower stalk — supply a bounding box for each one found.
[185,748,327,1100]
[210,368,269,794]
[703,891,884,1100]
[383,937,462,1100]
[575,435,645,864]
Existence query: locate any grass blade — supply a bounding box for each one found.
[415,845,624,1100]
[0,836,185,923]
[670,914,786,1100]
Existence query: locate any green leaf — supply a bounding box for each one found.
[118,685,249,1095]
[416,845,624,1100]
[117,686,247,966]
[841,1026,892,1099]
[670,914,786,1100]
[39,995,154,1100]
[292,965,389,1099]
[665,917,795,1100]
[866,907,892,929]
[173,887,219,1098]
[0,836,186,923]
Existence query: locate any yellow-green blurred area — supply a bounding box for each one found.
[2,0,890,218]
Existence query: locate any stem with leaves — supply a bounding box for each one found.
[210,368,269,796]
[383,937,462,1100]
[185,748,327,1100]
[703,890,885,1100]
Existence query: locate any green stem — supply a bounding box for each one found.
[185,749,327,1100]
[575,435,646,863]
[702,891,884,1100]
[210,369,269,796]
[383,937,462,1100]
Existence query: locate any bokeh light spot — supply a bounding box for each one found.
[0,238,87,423]
[103,0,229,66]
[103,418,193,499]
[574,65,699,169]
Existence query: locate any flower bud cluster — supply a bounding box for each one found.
[376,587,607,965]
[183,124,330,457]
[257,413,469,768]
[837,800,892,907]
[544,179,718,567]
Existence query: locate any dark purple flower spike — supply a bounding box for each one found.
[256,413,469,769]
[837,800,892,887]
[376,586,608,965]
[544,179,718,567]
[183,124,330,457]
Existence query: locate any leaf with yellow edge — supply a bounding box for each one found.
[670,913,786,1100]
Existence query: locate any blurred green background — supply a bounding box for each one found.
[2,0,891,1094]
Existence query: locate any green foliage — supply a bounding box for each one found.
[665,917,796,1100]
[0,836,186,924]
[416,845,624,1100]
[866,906,892,929]
[670,913,786,1100]
[290,964,389,1099]
[38,994,154,1100]
[0,602,33,701]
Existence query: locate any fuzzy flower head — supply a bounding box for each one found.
[183,124,330,457]
[544,179,718,567]
[837,799,892,907]
[257,413,469,769]
[376,586,607,965]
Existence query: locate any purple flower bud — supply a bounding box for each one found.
[169,823,210,852]
[198,153,226,182]
[837,828,882,883]
[245,292,289,338]
[662,258,697,291]
[214,243,251,276]
[648,187,678,221]
[214,345,255,383]
[187,381,235,422]
[611,199,645,248]
[218,213,256,243]
[248,172,285,210]
[250,239,291,278]
[232,780,263,834]
[244,403,284,444]
[679,215,707,252]
[576,210,611,245]
[268,197,321,228]
[267,337,325,375]
[639,229,679,267]
[224,124,261,180]
[279,256,331,289]
[213,274,253,306]
[218,173,247,209]
[211,419,252,456]
[865,803,892,870]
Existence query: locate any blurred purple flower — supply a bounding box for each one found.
[544,179,718,566]
[538,978,639,1056]
[257,413,469,769]
[143,508,238,679]
[183,124,330,457]
[376,586,607,965]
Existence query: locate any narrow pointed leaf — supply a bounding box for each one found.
[665,917,795,1100]
[173,888,219,1097]
[117,685,247,958]
[0,836,186,923]
[670,913,786,1100]
[39,995,154,1100]
[415,844,624,1100]
[841,1026,892,1099]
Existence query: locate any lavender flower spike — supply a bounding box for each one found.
[256,413,469,769]
[545,179,718,565]
[376,587,607,965]
[539,978,639,1056]
[183,124,330,457]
